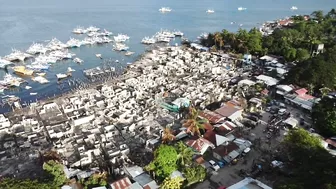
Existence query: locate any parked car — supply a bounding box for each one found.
[209,160,220,171]
[250,112,263,118]
[278,108,287,115]
[245,115,259,122]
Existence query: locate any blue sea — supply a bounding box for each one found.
[0,0,334,113]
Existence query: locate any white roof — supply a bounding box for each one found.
[276,67,287,75]
[238,79,256,86]
[215,134,231,146]
[283,117,298,127]
[256,75,279,86]
[276,85,293,92]
[260,55,278,62]
[227,177,272,189]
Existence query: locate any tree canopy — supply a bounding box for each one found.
[276,128,336,189]
[160,177,185,189]
[43,160,68,187]
[0,178,51,189]
[312,96,336,137]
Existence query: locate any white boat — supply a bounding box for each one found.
[0,86,6,93]
[141,37,156,44]
[26,43,48,54]
[113,43,129,51]
[156,30,175,38]
[101,29,113,36]
[46,38,67,51]
[25,86,32,90]
[114,34,130,42]
[26,63,50,71]
[101,36,113,43]
[156,36,171,43]
[32,76,49,84]
[125,51,135,56]
[290,6,298,10]
[49,50,75,60]
[159,7,172,13]
[96,54,102,59]
[4,49,33,62]
[30,92,37,96]
[66,38,82,48]
[0,74,25,87]
[173,31,184,37]
[206,9,215,13]
[67,67,75,72]
[35,55,58,64]
[198,32,209,39]
[0,58,13,69]
[73,57,84,64]
[82,37,96,45]
[238,7,247,11]
[36,72,46,76]
[56,73,69,79]
[72,26,87,34]
[86,26,100,32]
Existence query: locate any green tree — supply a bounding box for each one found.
[247,28,263,55]
[43,160,68,187]
[175,141,195,166]
[160,177,184,189]
[312,96,336,137]
[145,145,178,180]
[0,178,52,189]
[183,166,206,186]
[311,10,324,22]
[82,172,107,189]
[296,48,310,61]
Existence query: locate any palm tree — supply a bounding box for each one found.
[319,87,331,97]
[161,127,175,143]
[176,141,195,166]
[214,32,223,50]
[182,107,208,136]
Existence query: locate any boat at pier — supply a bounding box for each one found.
[74,57,84,64]
[125,51,135,56]
[66,38,82,48]
[13,66,34,76]
[56,73,70,79]
[86,26,100,32]
[46,38,67,51]
[72,26,87,34]
[26,62,50,71]
[114,34,130,42]
[113,43,129,51]
[0,58,13,69]
[83,66,115,77]
[0,74,25,87]
[32,76,49,84]
[156,36,171,43]
[4,49,33,62]
[35,55,58,64]
[173,31,184,37]
[141,37,156,44]
[26,43,48,54]
[49,50,75,60]
[159,7,172,13]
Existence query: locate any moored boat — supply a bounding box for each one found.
[13,66,34,76]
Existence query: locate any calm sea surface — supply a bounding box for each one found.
[0,0,334,113]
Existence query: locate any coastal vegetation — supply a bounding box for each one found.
[312,96,336,137]
[276,128,336,189]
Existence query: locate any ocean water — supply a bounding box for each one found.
[0,0,334,113]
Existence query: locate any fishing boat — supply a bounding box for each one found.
[0,85,6,93]
[125,51,135,56]
[0,58,13,69]
[26,43,48,54]
[25,86,32,90]
[46,38,67,51]
[141,37,156,44]
[95,54,102,59]
[156,36,171,43]
[32,76,49,84]
[83,66,115,77]
[101,36,113,43]
[0,74,25,87]
[67,67,75,72]
[238,7,247,11]
[66,38,82,48]
[73,57,84,64]
[56,73,69,79]
[290,6,298,10]
[30,92,37,96]
[113,43,129,51]
[36,72,46,76]
[13,66,34,76]
[206,9,215,13]
[4,49,33,62]
[159,7,172,13]
[26,63,50,71]
[72,26,87,34]
[101,29,113,36]
[114,34,130,42]
[86,26,100,32]
[35,55,58,64]
[173,31,184,37]
[49,50,75,60]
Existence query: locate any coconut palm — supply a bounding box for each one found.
[182,107,208,136]
[161,127,175,143]
[176,141,195,166]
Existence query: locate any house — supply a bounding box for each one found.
[213,142,239,161]
[199,110,225,124]
[185,137,215,155]
[248,98,263,111]
[124,166,144,179]
[276,85,293,96]
[133,173,159,189]
[256,75,279,86]
[215,103,243,121]
[227,177,272,189]
[110,177,132,189]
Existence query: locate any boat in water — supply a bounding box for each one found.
[13,66,34,76]
[113,43,129,51]
[49,50,75,60]
[96,54,102,59]
[35,55,58,64]
[0,74,26,87]
[73,57,84,64]
[206,9,215,13]
[173,31,184,37]
[26,62,50,71]
[238,7,247,11]
[46,38,67,51]
[32,76,49,84]
[36,72,46,76]
[66,38,82,48]
[86,26,100,33]
[56,73,70,79]
[159,7,172,13]
[26,43,48,55]
[114,34,130,42]
[198,32,209,39]
[156,36,171,43]
[67,67,75,72]
[125,51,135,56]
[0,58,13,69]
[83,66,115,77]
[30,92,37,96]
[72,26,87,34]
[25,86,32,90]
[141,37,156,44]
[290,6,298,10]
[4,49,34,62]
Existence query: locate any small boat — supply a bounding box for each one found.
[72,26,87,34]
[0,58,13,69]
[238,7,247,11]
[56,73,69,79]
[173,31,184,37]
[96,54,102,59]
[67,67,75,72]
[36,72,46,77]
[206,9,215,13]
[125,51,135,56]
[290,6,298,10]
[66,38,82,48]
[113,43,129,51]
[73,57,84,64]
[239,24,243,27]
[86,26,100,32]
[114,34,130,42]
[30,92,37,96]
[141,37,156,44]
[26,63,50,71]
[13,66,34,76]
[32,76,49,84]
[0,86,6,93]
[159,7,172,13]
[25,86,32,90]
